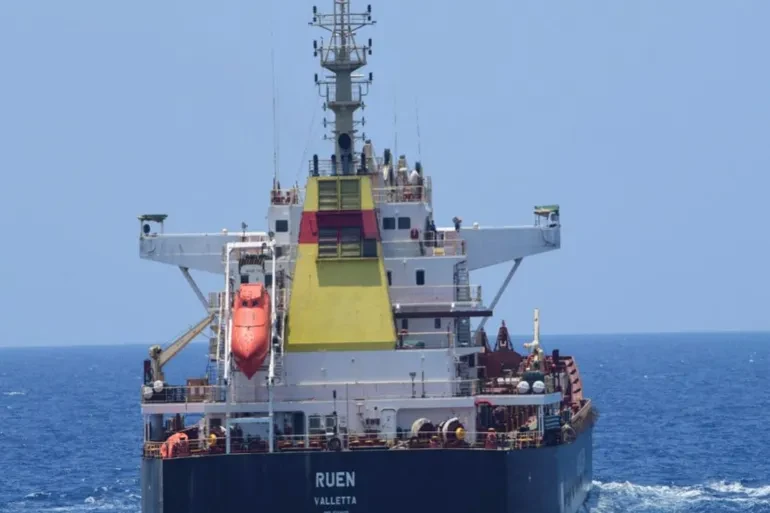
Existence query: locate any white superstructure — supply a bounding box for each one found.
[138,1,571,456]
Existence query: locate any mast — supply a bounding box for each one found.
[311,1,375,174]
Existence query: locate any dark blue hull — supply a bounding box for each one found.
[142,426,592,513]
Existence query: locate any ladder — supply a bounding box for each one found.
[457,359,472,396]
[454,261,472,347]
[454,260,472,302]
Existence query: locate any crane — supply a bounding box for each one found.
[146,313,216,384]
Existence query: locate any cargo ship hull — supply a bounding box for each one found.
[141,426,592,513]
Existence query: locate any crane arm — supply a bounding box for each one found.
[150,313,216,382]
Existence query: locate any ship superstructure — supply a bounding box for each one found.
[138,3,595,513]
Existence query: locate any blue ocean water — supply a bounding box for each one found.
[0,332,768,513]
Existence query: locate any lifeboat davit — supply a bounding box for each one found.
[231,282,271,379]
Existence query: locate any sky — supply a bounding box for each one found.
[0,0,768,348]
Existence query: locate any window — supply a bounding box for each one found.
[308,414,323,434]
[416,269,425,286]
[383,217,396,230]
[434,318,441,329]
[318,228,339,259]
[397,217,411,230]
[317,178,361,211]
[401,319,408,330]
[275,219,289,233]
[265,273,273,288]
[240,274,249,284]
[317,227,375,259]
[387,270,392,286]
[339,179,361,210]
[362,238,378,258]
[339,227,362,258]
[318,180,339,211]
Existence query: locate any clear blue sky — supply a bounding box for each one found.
[0,0,767,347]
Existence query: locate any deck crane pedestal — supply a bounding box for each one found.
[142,312,216,441]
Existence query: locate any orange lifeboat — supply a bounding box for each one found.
[231,282,272,379]
[160,432,190,459]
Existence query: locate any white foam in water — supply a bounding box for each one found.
[591,480,770,512]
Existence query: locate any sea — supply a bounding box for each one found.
[0,332,768,513]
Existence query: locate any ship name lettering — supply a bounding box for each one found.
[315,471,356,488]
[314,496,357,505]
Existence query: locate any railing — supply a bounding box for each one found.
[142,429,548,459]
[274,239,465,260]
[381,238,466,258]
[371,180,432,204]
[308,156,385,177]
[142,385,225,404]
[140,375,569,406]
[395,330,456,349]
[272,287,289,313]
[222,242,297,266]
[270,188,304,206]
[141,379,484,405]
[389,285,483,307]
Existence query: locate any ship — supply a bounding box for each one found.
[137,2,596,512]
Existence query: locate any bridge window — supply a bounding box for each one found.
[339,179,361,210]
[397,217,411,230]
[275,219,289,233]
[383,217,396,230]
[340,227,363,258]
[317,227,378,259]
[318,228,340,258]
[416,269,425,286]
[317,178,361,211]
[318,181,339,211]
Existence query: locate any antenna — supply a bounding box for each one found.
[415,99,422,162]
[311,1,376,172]
[393,96,398,163]
[270,2,280,182]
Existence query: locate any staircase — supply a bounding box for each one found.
[456,358,472,396]
[454,261,472,302]
[453,261,472,347]
[205,292,227,388]
[267,269,290,385]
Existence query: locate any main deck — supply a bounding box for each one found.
[141,426,594,513]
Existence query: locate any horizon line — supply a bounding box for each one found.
[1,328,768,350]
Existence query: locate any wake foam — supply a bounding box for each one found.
[591,480,770,512]
[1,484,140,512]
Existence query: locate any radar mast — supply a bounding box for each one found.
[311,1,375,174]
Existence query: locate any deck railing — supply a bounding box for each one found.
[142,429,549,459]
[142,379,481,405]
[371,180,432,204]
[140,375,570,405]
[270,188,304,206]
[307,157,385,177]
[380,238,466,257]
[393,330,457,349]
[389,285,483,307]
